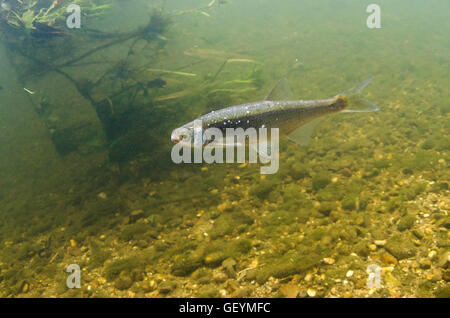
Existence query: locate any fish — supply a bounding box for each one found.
[171,77,379,150]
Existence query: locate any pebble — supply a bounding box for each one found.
[213,271,227,283]
[222,258,237,278]
[304,273,313,282]
[217,202,231,213]
[341,168,352,177]
[381,252,398,265]
[419,258,431,269]
[97,192,107,199]
[443,270,450,282]
[374,240,386,246]
[158,281,176,294]
[323,257,335,265]
[129,209,144,223]
[306,288,316,297]
[22,282,29,293]
[346,270,354,278]
[437,251,450,268]
[232,287,250,298]
[280,283,300,298]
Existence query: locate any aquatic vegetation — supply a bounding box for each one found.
[312,173,331,191]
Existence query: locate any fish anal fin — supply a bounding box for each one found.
[287,118,321,147]
[265,78,293,101]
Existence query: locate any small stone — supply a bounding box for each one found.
[158,281,176,294]
[346,270,354,278]
[381,252,398,265]
[412,229,424,240]
[385,235,417,259]
[129,209,145,223]
[369,244,377,251]
[430,269,442,282]
[304,273,313,282]
[114,273,133,290]
[384,271,400,288]
[97,192,107,199]
[205,252,226,266]
[437,251,450,268]
[306,288,316,297]
[397,214,416,231]
[141,279,157,292]
[21,282,29,293]
[280,283,300,298]
[323,257,335,265]
[374,240,386,246]
[355,217,364,225]
[428,250,437,260]
[212,270,227,283]
[70,239,77,247]
[443,270,450,282]
[419,258,431,269]
[67,246,81,257]
[341,168,352,177]
[232,287,250,298]
[222,258,237,278]
[217,202,231,213]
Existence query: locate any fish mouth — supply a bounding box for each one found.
[170,130,180,144]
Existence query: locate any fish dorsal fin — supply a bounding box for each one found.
[265,78,293,101]
[287,118,322,146]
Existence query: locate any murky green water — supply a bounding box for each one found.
[0,0,448,298]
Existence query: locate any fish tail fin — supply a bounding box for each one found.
[338,77,380,113]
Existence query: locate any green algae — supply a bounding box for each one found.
[397,214,416,232]
[254,250,321,284]
[312,173,331,191]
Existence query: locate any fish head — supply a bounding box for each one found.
[171,121,205,148]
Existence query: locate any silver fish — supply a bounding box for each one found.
[171,77,378,148]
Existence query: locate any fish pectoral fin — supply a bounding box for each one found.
[287,118,321,147]
[264,78,293,101]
